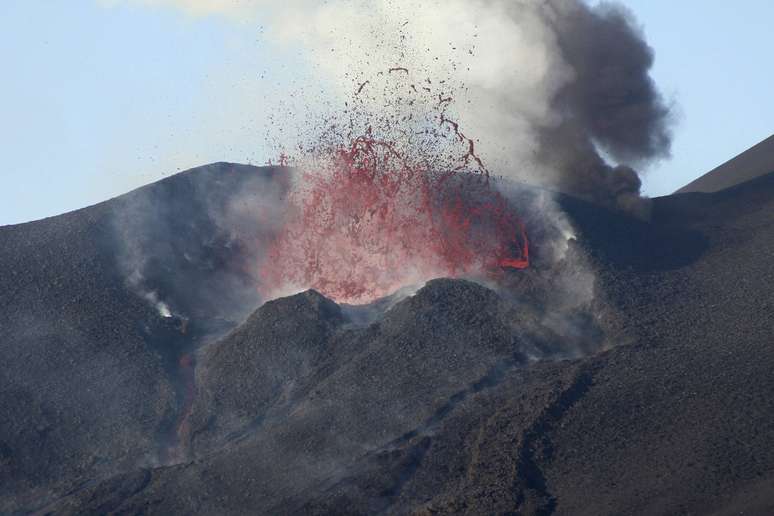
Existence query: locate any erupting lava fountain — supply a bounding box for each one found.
[259,69,529,304]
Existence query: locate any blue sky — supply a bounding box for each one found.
[626,0,774,196]
[1,1,772,225]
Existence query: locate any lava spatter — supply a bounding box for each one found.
[260,68,529,304]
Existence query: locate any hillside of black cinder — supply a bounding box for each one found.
[0,163,285,513]
[2,165,774,515]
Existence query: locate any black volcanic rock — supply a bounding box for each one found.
[189,290,346,453]
[189,277,543,461]
[522,173,774,515]
[0,197,175,513]
[3,163,774,515]
[292,173,774,516]
[0,162,285,513]
[47,278,553,515]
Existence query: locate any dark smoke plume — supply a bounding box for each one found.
[539,0,673,215]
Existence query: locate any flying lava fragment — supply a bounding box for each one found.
[259,69,529,304]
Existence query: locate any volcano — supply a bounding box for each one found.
[2,147,774,514]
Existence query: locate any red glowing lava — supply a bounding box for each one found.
[260,125,529,304]
[259,64,529,303]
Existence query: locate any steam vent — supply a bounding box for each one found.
[2,135,774,514]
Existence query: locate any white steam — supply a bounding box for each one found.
[143,290,174,318]
[272,0,573,186]
[102,0,669,210]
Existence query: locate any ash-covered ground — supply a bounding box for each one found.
[1,163,773,515]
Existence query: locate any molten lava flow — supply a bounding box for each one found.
[260,127,529,304]
[164,352,196,464]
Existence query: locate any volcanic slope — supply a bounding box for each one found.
[676,133,774,194]
[38,169,774,515]
[2,163,774,515]
[0,163,286,513]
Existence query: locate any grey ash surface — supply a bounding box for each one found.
[676,133,774,194]
[1,164,773,515]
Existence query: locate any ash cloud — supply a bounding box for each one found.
[170,1,670,217]
[538,1,672,215]
[103,0,673,215]
[549,2,671,164]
